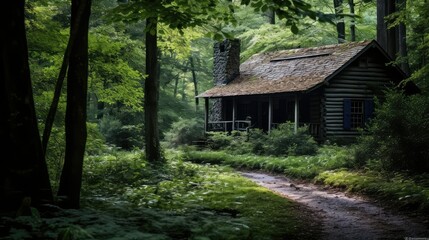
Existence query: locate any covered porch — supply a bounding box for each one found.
[202,92,322,139]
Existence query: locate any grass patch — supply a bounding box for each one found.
[1,150,321,240]
[315,170,429,213]
[184,145,353,179]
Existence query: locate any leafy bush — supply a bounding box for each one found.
[266,122,318,156]
[85,122,109,155]
[164,117,205,147]
[354,91,429,172]
[99,115,143,150]
[206,131,233,150]
[206,122,318,157]
[246,128,268,155]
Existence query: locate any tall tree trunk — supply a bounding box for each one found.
[333,0,345,43]
[377,0,409,74]
[57,0,91,209]
[348,0,356,41]
[189,56,199,111]
[376,0,387,48]
[42,0,88,154]
[377,0,397,59]
[396,0,410,75]
[145,16,161,162]
[0,0,53,214]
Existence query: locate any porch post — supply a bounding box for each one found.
[204,98,209,132]
[294,94,299,133]
[268,96,273,133]
[232,97,236,130]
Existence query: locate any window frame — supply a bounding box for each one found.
[343,98,374,130]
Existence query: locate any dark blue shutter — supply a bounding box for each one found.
[364,99,374,123]
[343,99,351,130]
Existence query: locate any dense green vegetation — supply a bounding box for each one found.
[1,151,321,239]
[184,145,351,179]
[203,123,318,157]
[2,0,429,239]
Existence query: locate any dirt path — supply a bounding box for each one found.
[240,171,429,240]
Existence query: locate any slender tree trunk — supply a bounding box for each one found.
[0,0,52,214]
[181,78,186,101]
[189,56,199,110]
[174,61,189,98]
[57,0,91,209]
[349,0,356,41]
[42,0,88,154]
[42,43,70,155]
[145,16,161,162]
[333,0,345,43]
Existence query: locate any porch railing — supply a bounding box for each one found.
[308,123,321,139]
[207,120,251,132]
[207,120,321,139]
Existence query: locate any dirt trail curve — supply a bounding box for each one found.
[240,171,429,240]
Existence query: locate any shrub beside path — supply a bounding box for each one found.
[240,171,429,240]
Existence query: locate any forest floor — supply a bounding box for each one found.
[240,171,429,240]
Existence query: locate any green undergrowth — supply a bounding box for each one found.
[183,146,429,214]
[183,145,353,179]
[315,170,429,213]
[1,150,321,240]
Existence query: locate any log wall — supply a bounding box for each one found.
[323,55,394,140]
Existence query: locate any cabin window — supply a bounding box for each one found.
[343,99,374,130]
[350,100,364,129]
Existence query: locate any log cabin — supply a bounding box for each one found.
[197,39,409,142]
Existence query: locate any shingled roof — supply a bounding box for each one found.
[198,40,386,98]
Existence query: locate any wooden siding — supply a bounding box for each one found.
[323,57,394,139]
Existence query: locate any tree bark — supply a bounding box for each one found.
[377,0,397,59]
[333,0,345,43]
[348,0,356,41]
[42,43,70,155]
[57,0,91,209]
[189,56,199,110]
[144,16,161,162]
[377,0,409,74]
[42,0,88,154]
[396,0,410,75]
[0,0,53,214]
[42,0,85,153]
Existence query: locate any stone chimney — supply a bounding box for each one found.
[213,39,241,85]
[209,39,240,122]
